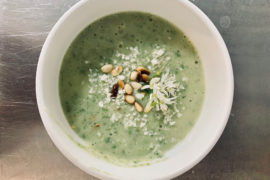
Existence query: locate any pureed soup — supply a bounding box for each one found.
[59,12,205,166]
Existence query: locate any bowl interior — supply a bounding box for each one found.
[36,0,233,179]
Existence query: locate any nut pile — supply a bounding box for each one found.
[101,64,151,113]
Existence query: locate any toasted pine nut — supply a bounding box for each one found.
[101,64,113,73]
[137,66,150,75]
[118,80,125,89]
[130,82,142,89]
[144,104,152,113]
[141,74,150,82]
[125,95,135,104]
[130,71,138,81]
[134,102,143,112]
[111,66,123,76]
[124,84,133,94]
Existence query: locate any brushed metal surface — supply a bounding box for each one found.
[0,0,269,179]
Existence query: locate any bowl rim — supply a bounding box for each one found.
[36,0,234,179]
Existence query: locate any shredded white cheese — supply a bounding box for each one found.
[87,45,183,136]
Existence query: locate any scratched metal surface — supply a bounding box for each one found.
[0,0,269,179]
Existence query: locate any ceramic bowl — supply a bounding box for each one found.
[36,0,234,179]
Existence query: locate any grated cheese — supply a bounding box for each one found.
[87,45,183,136]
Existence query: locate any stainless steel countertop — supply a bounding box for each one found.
[0,0,269,179]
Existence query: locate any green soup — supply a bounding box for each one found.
[59,12,205,166]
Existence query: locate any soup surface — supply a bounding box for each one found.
[59,12,205,166]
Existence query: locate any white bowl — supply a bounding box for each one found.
[36,0,234,179]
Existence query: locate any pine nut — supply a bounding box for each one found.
[130,82,142,89]
[125,95,135,104]
[111,66,123,76]
[130,71,138,81]
[124,84,133,94]
[101,64,113,73]
[134,102,143,112]
[118,80,125,89]
[137,66,150,75]
[144,104,152,113]
[141,74,150,82]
